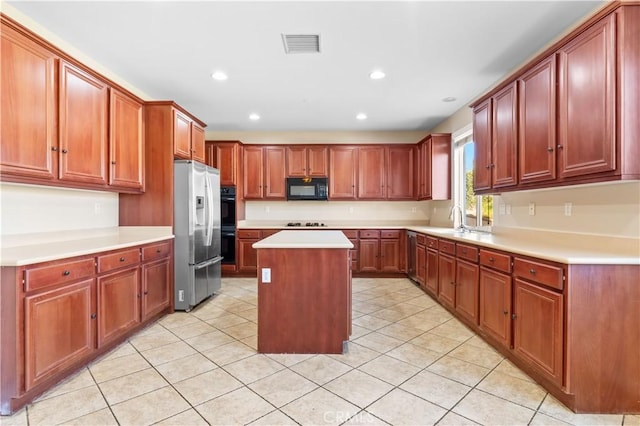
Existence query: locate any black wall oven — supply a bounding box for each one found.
[220,186,236,265]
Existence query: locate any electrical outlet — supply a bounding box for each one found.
[528,203,536,216]
[265,206,270,213]
[348,207,354,214]
[411,207,417,213]
[564,202,572,216]
[94,202,101,215]
[261,268,271,283]
[499,204,506,215]
[506,204,512,215]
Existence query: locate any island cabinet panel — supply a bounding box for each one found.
[479,266,512,349]
[358,146,386,199]
[557,14,616,179]
[513,278,564,387]
[0,23,58,181]
[109,89,144,190]
[328,146,358,199]
[518,55,557,185]
[257,247,351,354]
[97,267,140,348]
[24,279,96,392]
[58,60,108,185]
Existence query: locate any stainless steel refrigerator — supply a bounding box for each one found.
[174,160,222,311]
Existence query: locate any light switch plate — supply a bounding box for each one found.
[528,203,536,216]
[261,268,271,283]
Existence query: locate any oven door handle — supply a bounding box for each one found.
[222,232,236,237]
[222,197,236,202]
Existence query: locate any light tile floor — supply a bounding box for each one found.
[1,278,638,426]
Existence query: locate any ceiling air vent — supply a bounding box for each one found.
[282,34,320,54]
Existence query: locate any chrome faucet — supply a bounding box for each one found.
[449,204,466,231]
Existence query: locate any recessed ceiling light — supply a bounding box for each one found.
[211,71,228,81]
[442,96,457,102]
[356,113,367,120]
[369,70,386,80]
[249,113,260,121]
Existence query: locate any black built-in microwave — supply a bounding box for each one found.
[286,177,328,201]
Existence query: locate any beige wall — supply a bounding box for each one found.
[205,130,428,144]
[431,106,473,135]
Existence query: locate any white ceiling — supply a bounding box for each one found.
[7,1,602,132]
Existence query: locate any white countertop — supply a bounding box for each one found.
[253,230,354,249]
[239,221,639,265]
[1,227,174,266]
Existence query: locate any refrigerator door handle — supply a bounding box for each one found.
[193,256,224,269]
[205,176,215,246]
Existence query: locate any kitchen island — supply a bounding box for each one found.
[253,230,353,354]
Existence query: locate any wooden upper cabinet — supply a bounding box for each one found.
[191,122,205,163]
[558,14,616,179]
[243,146,264,199]
[492,83,518,188]
[329,146,358,199]
[473,99,492,192]
[286,146,328,177]
[207,142,239,186]
[431,134,452,200]
[59,61,108,185]
[173,110,192,160]
[387,146,414,200]
[264,146,286,199]
[1,23,58,181]
[358,146,385,199]
[109,89,144,189]
[519,55,557,185]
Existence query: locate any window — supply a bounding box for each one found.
[453,125,493,229]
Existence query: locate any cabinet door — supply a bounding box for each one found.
[173,110,192,160]
[1,24,57,180]
[191,122,206,163]
[479,267,512,349]
[425,249,438,295]
[455,259,479,326]
[238,238,259,273]
[519,55,557,184]
[358,146,386,199]
[97,267,140,347]
[329,146,357,199]
[358,239,380,272]
[307,146,328,177]
[109,89,144,189]
[438,254,456,309]
[59,61,108,185]
[492,83,518,188]
[387,146,414,200]
[212,142,238,186]
[286,146,307,177]
[380,239,401,273]
[431,135,452,200]
[264,146,286,199]
[558,14,616,179]
[416,143,430,200]
[24,279,95,391]
[142,258,171,320]
[513,278,564,386]
[416,245,426,286]
[243,146,264,199]
[473,99,492,191]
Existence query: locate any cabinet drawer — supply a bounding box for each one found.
[359,230,380,239]
[142,241,172,262]
[97,249,140,273]
[456,243,478,262]
[426,237,439,250]
[439,239,456,255]
[342,230,358,239]
[380,230,401,239]
[416,234,426,246]
[513,257,564,290]
[238,229,261,239]
[24,258,95,292]
[261,229,280,238]
[479,249,511,273]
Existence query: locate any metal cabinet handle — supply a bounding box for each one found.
[63,270,70,276]
[547,147,554,152]
[503,310,508,315]
[111,161,116,165]
[489,257,495,262]
[512,314,517,319]
[144,291,148,295]
[51,147,58,152]
[450,281,455,286]
[156,249,162,253]
[557,144,563,149]
[120,257,126,262]
[91,313,96,319]
[61,149,68,154]
[529,268,536,275]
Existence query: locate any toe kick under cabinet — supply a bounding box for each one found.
[0,240,173,415]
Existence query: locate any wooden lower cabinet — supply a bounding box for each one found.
[437,253,456,308]
[380,237,402,273]
[455,259,479,325]
[358,238,380,272]
[425,248,438,295]
[97,267,140,347]
[513,278,564,387]
[238,237,260,273]
[416,244,426,287]
[142,258,171,320]
[479,267,512,349]
[24,279,95,391]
